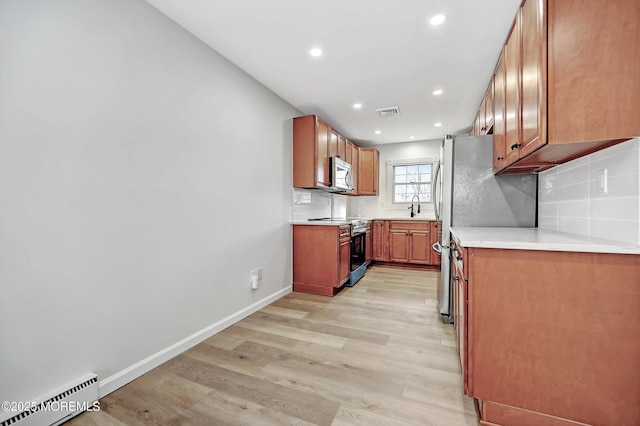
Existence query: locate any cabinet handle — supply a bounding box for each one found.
[497,156,503,161]
[510,142,522,150]
[453,275,459,281]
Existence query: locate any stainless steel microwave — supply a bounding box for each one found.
[329,157,353,192]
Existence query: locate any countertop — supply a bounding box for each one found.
[291,217,436,226]
[291,219,352,226]
[450,227,640,255]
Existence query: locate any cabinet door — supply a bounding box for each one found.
[316,118,330,187]
[350,143,359,195]
[493,51,507,172]
[358,148,379,196]
[365,227,372,264]
[408,231,431,264]
[504,14,521,166]
[479,98,487,135]
[519,0,546,158]
[337,135,347,160]
[338,237,350,286]
[345,140,353,164]
[485,79,494,133]
[329,129,339,160]
[389,230,409,262]
[457,271,468,394]
[372,220,387,261]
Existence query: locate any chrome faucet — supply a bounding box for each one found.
[408,195,421,217]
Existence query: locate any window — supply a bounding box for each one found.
[392,163,432,203]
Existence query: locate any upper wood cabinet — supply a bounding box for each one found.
[337,135,347,160]
[346,140,359,195]
[293,115,330,189]
[493,50,507,171]
[518,0,545,159]
[357,147,379,196]
[294,115,375,195]
[484,79,494,133]
[503,13,521,167]
[484,0,640,174]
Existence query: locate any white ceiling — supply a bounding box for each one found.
[146,0,520,145]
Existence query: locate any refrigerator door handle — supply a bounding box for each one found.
[432,241,442,254]
[433,162,441,221]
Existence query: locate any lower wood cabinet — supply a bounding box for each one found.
[372,220,388,261]
[365,223,372,264]
[452,233,640,425]
[373,220,439,267]
[293,224,351,296]
[388,222,431,264]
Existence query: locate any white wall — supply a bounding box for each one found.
[538,138,640,244]
[0,0,298,405]
[349,139,441,219]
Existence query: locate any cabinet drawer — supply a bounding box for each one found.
[338,225,351,242]
[389,221,430,231]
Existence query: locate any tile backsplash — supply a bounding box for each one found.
[538,138,640,244]
[292,189,347,221]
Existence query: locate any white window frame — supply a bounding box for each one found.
[385,157,438,211]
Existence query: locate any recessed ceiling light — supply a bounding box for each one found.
[374,130,382,134]
[309,48,322,57]
[432,89,443,96]
[410,136,415,140]
[430,14,446,26]
[434,123,442,127]
[353,103,362,109]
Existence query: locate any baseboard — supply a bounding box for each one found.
[98,286,292,397]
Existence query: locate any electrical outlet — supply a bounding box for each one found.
[257,267,263,280]
[597,169,608,193]
[250,269,259,290]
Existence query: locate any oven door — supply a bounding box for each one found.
[350,231,366,271]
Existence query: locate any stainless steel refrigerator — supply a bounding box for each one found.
[433,135,537,324]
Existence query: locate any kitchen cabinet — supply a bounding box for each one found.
[365,222,372,265]
[372,220,440,267]
[493,49,507,171]
[328,129,338,159]
[451,231,640,425]
[346,140,359,195]
[293,224,351,296]
[372,220,388,261]
[484,79,494,134]
[293,115,330,189]
[357,147,379,196]
[337,135,347,160]
[517,0,545,159]
[329,130,347,160]
[471,76,495,137]
[503,13,521,167]
[294,114,368,195]
[388,221,431,265]
[494,0,640,174]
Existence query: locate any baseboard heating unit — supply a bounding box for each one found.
[0,374,98,426]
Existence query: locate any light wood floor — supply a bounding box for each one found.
[69,266,478,425]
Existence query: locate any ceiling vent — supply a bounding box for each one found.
[376,106,400,117]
